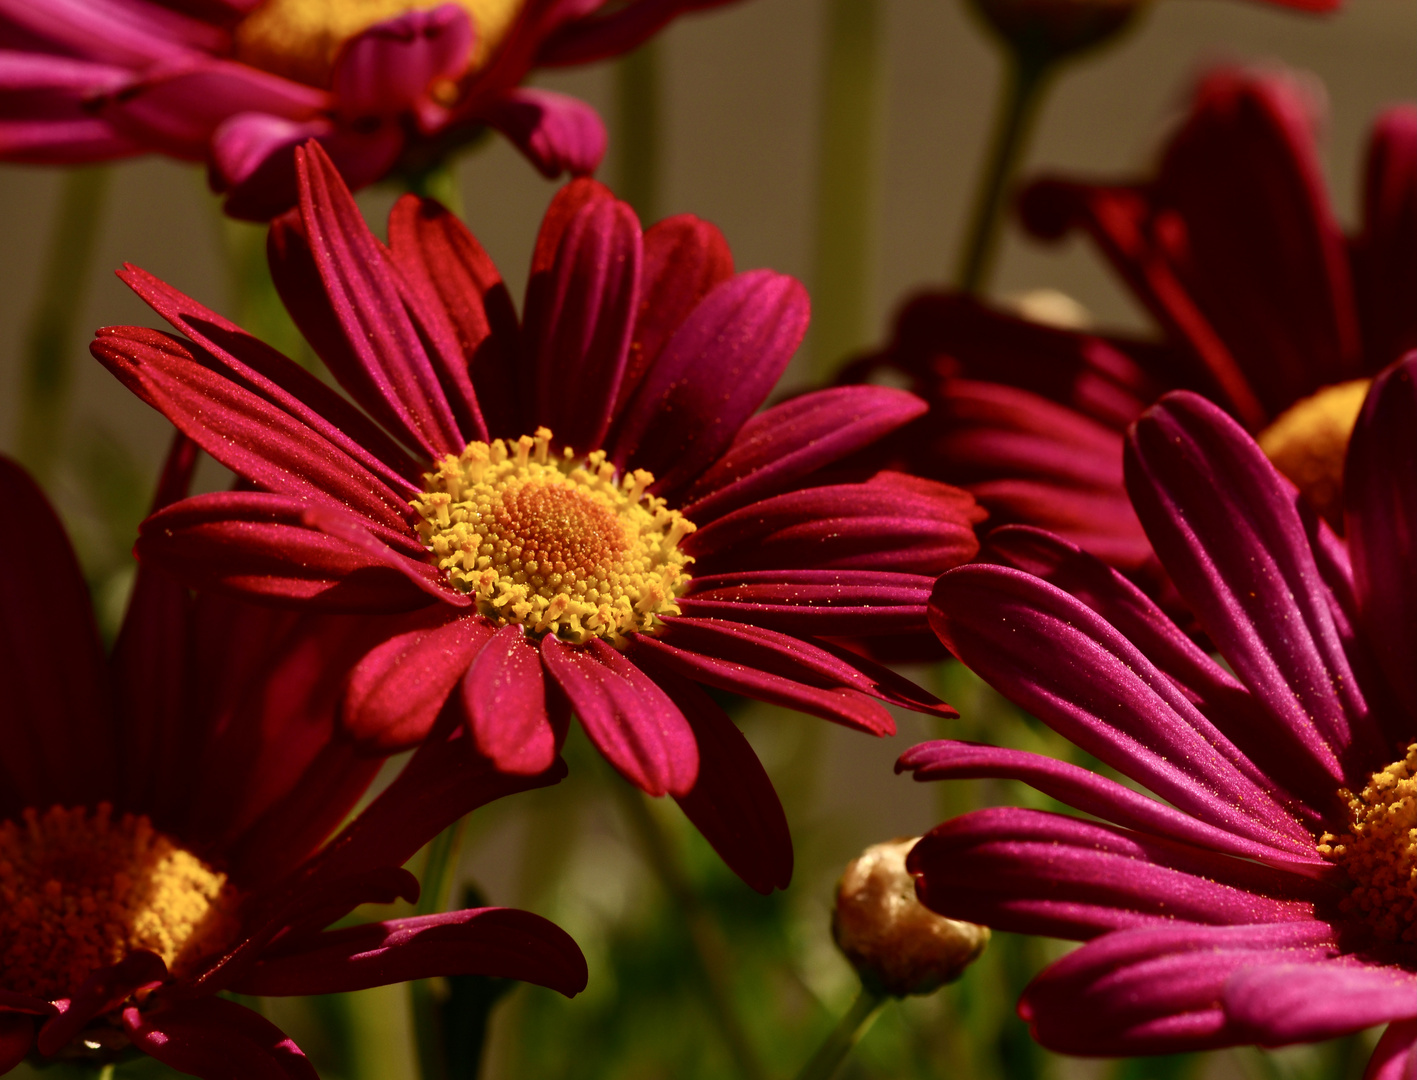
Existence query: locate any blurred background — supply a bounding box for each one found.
[1,0,1412,1076]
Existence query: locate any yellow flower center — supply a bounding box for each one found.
[0,805,243,1000]
[234,0,526,90]
[411,427,696,646]
[1256,379,1371,529]
[1318,743,1417,946]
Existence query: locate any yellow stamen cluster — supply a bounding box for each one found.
[0,805,243,1000]
[1257,379,1371,528]
[1318,743,1417,945]
[235,0,526,90]
[411,428,696,646]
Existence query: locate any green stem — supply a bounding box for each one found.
[809,0,882,383]
[404,158,464,218]
[614,41,661,223]
[611,784,770,1080]
[97,1065,115,1080]
[954,49,1055,294]
[792,983,889,1080]
[412,818,470,1080]
[17,166,112,479]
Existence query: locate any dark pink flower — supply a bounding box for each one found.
[852,67,1416,587]
[899,352,1417,1069]
[91,141,982,894]
[0,0,733,219]
[0,442,586,1078]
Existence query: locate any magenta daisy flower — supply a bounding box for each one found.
[91,141,981,893]
[899,352,1417,1068]
[0,0,733,218]
[0,443,585,1078]
[851,66,1416,586]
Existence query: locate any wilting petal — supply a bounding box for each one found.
[342,610,494,752]
[123,997,316,1080]
[540,637,697,797]
[477,87,606,178]
[682,386,928,522]
[1018,922,1340,1055]
[907,808,1327,941]
[1225,964,1417,1043]
[233,907,587,997]
[462,625,560,775]
[611,270,810,494]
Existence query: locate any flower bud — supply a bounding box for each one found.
[831,837,988,997]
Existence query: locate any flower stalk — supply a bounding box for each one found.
[615,41,663,223]
[792,982,889,1080]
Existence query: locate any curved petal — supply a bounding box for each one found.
[462,624,560,775]
[680,386,928,522]
[38,951,167,1056]
[1366,1021,1417,1080]
[233,907,587,997]
[536,0,739,65]
[1353,106,1417,368]
[0,0,221,67]
[611,270,809,495]
[331,5,471,119]
[123,997,316,1080]
[477,86,606,178]
[907,808,1328,941]
[540,636,697,797]
[1126,392,1384,780]
[679,569,934,636]
[1225,964,1417,1043]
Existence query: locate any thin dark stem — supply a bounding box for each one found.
[411,818,470,1080]
[615,41,661,223]
[792,982,889,1080]
[18,166,111,480]
[611,784,770,1080]
[955,50,1054,294]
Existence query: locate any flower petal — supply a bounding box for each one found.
[0,1014,33,1073]
[1366,1021,1417,1080]
[1225,964,1417,1043]
[122,997,316,1080]
[331,5,471,118]
[477,86,607,179]
[540,636,697,797]
[39,951,167,1056]
[462,624,561,776]
[681,385,928,522]
[611,270,809,495]
[679,569,934,636]
[1353,106,1417,368]
[233,907,587,997]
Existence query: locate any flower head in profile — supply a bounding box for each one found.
[900,352,1417,1071]
[0,0,733,218]
[852,66,1416,588]
[0,444,585,1078]
[92,141,983,894]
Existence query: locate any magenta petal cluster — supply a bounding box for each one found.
[0,0,735,218]
[92,141,982,894]
[852,66,1416,583]
[0,443,586,1078]
[900,354,1417,1069]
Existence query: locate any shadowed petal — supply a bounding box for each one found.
[1366,1022,1417,1080]
[0,1014,32,1073]
[233,907,587,997]
[477,87,606,178]
[39,952,167,1056]
[679,569,933,636]
[1226,965,1417,1043]
[462,625,560,776]
[1353,106,1417,368]
[541,636,697,797]
[123,998,316,1080]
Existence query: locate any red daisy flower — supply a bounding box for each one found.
[900,353,1417,1069]
[0,442,586,1078]
[851,66,1416,586]
[0,0,734,218]
[91,141,982,894]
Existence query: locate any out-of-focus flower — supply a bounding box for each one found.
[0,444,586,1078]
[832,837,988,997]
[900,355,1417,1069]
[0,0,734,219]
[850,67,1416,585]
[91,141,982,895]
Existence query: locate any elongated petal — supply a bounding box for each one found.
[908,808,1327,941]
[681,386,928,522]
[1366,1022,1417,1080]
[293,140,466,454]
[1226,965,1417,1042]
[1018,922,1341,1055]
[541,636,697,797]
[234,907,586,997]
[477,87,606,178]
[462,624,559,775]
[123,998,316,1080]
[646,665,792,893]
[536,0,739,65]
[342,610,494,751]
[137,491,449,610]
[1126,392,1384,779]
[1353,106,1417,368]
[1346,354,1417,732]
[0,455,113,811]
[930,564,1314,852]
[679,569,933,636]
[0,0,223,68]
[331,6,471,118]
[527,194,641,452]
[612,270,809,495]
